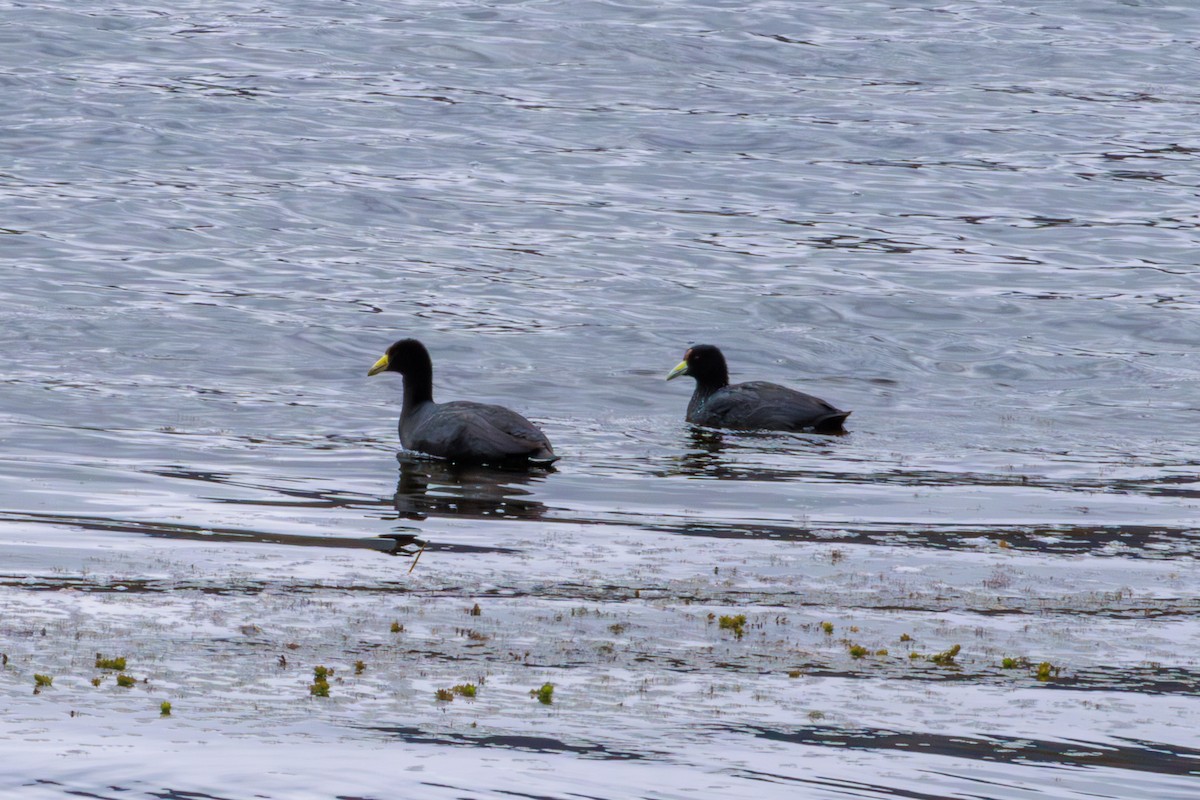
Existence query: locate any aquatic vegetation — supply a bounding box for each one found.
[929,645,962,666]
[354,660,366,675]
[718,614,747,639]
[848,644,868,659]
[608,623,627,635]
[310,665,333,697]
[116,674,136,688]
[787,669,802,678]
[909,651,923,660]
[95,655,126,671]
[1001,656,1030,669]
[390,621,404,633]
[455,628,489,642]
[899,633,912,642]
[469,603,482,616]
[160,701,172,716]
[1036,661,1060,681]
[531,683,554,705]
[435,688,454,702]
[875,649,889,657]
[451,683,477,698]
[34,674,53,688]
[820,622,834,635]
[91,677,102,687]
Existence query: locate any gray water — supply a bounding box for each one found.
[2,1,1200,797]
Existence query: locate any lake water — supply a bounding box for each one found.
[2,1,1199,797]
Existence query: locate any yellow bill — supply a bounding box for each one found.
[665,360,689,381]
[367,353,390,376]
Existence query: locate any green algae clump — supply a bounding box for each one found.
[929,644,961,666]
[718,614,747,639]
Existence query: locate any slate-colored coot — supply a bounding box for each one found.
[368,339,558,465]
[666,344,850,434]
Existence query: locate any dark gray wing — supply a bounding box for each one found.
[690,382,849,433]
[406,401,557,463]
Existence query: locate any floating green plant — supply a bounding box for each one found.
[95,655,126,671]
[1001,656,1029,669]
[875,649,889,657]
[116,674,136,688]
[899,633,912,642]
[434,688,454,702]
[354,660,366,675]
[848,644,868,659]
[469,603,482,617]
[451,683,477,698]
[718,614,747,639]
[531,683,554,705]
[908,651,923,660]
[33,674,53,688]
[91,677,102,687]
[310,665,332,697]
[820,622,834,635]
[928,644,961,666]
[390,621,404,633]
[1036,661,1060,681]
[787,669,802,679]
[160,701,172,716]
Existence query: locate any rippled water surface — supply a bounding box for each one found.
[3,1,1200,797]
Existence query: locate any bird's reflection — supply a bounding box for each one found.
[392,453,549,521]
[675,427,731,477]
[666,427,842,481]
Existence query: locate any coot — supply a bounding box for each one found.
[368,339,558,464]
[666,344,849,434]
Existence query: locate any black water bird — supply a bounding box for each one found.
[665,344,850,434]
[368,339,558,465]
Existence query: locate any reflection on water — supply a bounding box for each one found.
[392,454,549,522]
[664,427,845,481]
[740,725,1200,777]
[4,0,1200,795]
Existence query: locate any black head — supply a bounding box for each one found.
[367,338,433,378]
[665,343,730,387]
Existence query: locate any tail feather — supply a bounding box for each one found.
[813,410,851,434]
